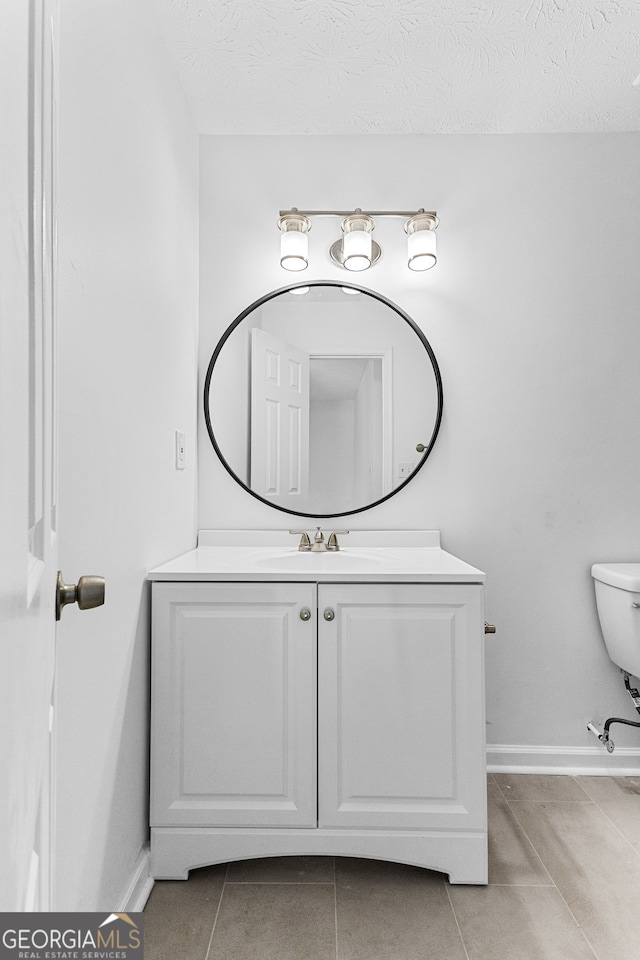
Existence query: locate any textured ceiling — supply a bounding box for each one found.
[156,0,640,134]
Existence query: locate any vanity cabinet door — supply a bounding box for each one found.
[317,582,485,831]
[151,582,317,828]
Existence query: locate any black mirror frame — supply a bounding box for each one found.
[203,279,443,519]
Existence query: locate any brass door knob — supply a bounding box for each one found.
[56,571,105,621]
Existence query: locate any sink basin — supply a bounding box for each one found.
[254,550,386,571]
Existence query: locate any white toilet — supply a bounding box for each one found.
[591,563,640,677]
[589,563,640,751]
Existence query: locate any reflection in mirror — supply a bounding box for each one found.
[204,282,443,518]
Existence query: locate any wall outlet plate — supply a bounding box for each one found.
[397,461,414,478]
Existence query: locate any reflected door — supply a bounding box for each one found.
[250,328,310,508]
[308,355,388,512]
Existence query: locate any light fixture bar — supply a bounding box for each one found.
[280,208,437,220]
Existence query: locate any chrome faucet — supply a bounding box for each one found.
[289,528,350,552]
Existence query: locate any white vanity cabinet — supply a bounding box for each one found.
[150,574,487,884]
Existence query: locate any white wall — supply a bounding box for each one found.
[199,133,640,768]
[55,0,198,908]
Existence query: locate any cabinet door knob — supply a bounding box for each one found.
[299,608,312,621]
[323,608,335,622]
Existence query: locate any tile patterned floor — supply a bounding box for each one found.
[144,774,640,960]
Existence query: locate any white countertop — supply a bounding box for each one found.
[148,531,486,584]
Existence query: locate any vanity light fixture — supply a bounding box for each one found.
[278,212,311,271]
[278,208,438,272]
[331,213,380,271]
[405,212,438,271]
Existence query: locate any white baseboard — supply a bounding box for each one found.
[487,743,640,777]
[117,843,154,912]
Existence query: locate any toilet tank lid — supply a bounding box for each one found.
[591,563,640,591]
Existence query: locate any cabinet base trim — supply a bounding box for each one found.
[150,827,487,885]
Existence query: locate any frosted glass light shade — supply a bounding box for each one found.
[405,213,438,271]
[278,214,310,271]
[280,231,308,270]
[342,214,374,271]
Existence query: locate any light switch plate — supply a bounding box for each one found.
[175,431,186,470]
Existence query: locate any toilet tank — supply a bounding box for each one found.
[591,563,640,677]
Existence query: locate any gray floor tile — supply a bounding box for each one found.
[487,794,552,885]
[144,864,226,960]
[448,885,596,960]
[509,799,640,960]
[225,855,335,883]
[576,777,640,849]
[487,777,503,801]
[590,799,640,851]
[493,774,591,801]
[576,774,640,801]
[336,858,466,960]
[207,882,336,960]
[335,856,438,885]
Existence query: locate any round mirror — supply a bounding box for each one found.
[204,281,443,518]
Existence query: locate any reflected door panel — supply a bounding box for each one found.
[250,328,310,508]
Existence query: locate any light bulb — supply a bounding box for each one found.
[405,213,438,271]
[278,213,310,271]
[341,214,374,271]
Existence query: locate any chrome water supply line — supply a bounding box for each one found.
[587,670,640,752]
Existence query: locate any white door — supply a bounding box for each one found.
[250,327,310,509]
[0,0,58,911]
[317,583,486,831]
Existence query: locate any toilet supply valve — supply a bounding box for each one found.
[588,673,640,753]
[587,722,615,754]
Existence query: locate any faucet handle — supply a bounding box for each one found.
[289,530,311,551]
[327,530,350,551]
